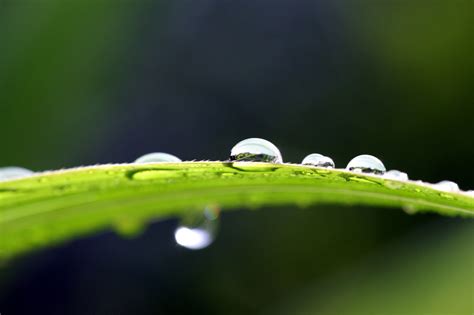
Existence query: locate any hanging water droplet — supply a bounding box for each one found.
[229,138,283,163]
[134,152,181,163]
[402,204,418,215]
[301,153,335,168]
[174,205,220,250]
[383,170,409,181]
[432,180,459,192]
[0,167,34,181]
[346,154,386,174]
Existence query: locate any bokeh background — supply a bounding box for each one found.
[0,0,473,314]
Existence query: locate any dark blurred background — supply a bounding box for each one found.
[0,0,473,314]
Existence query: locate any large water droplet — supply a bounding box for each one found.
[346,155,386,174]
[0,167,34,181]
[135,152,181,163]
[301,153,335,168]
[174,205,220,250]
[383,170,409,181]
[230,138,282,163]
[432,180,459,192]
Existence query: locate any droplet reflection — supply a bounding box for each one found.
[432,180,460,192]
[135,152,181,163]
[0,167,34,181]
[174,227,214,250]
[174,205,220,250]
[230,138,283,163]
[384,170,409,181]
[346,154,386,174]
[301,153,335,168]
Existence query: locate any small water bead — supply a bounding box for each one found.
[346,154,386,175]
[301,153,335,168]
[0,167,34,181]
[384,170,409,181]
[432,180,460,192]
[230,138,282,163]
[134,152,181,163]
[174,205,220,250]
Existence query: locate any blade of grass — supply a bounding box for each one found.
[0,162,473,261]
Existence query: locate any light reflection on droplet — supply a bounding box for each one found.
[230,138,283,163]
[301,153,335,168]
[135,152,182,163]
[174,205,220,250]
[174,227,213,250]
[0,167,34,181]
[432,180,460,192]
[383,170,409,181]
[346,154,386,174]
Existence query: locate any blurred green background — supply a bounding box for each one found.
[0,0,473,314]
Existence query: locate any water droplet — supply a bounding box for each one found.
[301,153,335,168]
[346,155,386,174]
[402,204,418,215]
[175,205,220,250]
[0,167,34,181]
[229,138,282,163]
[432,180,459,192]
[383,170,409,181]
[135,152,182,163]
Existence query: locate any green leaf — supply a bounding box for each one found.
[0,162,473,261]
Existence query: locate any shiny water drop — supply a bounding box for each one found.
[346,154,386,174]
[384,170,409,181]
[135,152,181,163]
[301,153,335,168]
[432,180,459,192]
[230,138,282,163]
[175,205,220,250]
[0,167,34,181]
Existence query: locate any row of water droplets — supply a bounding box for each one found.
[1,137,473,250]
[134,138,472,249]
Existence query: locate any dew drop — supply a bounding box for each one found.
[402,204,418,215]
[383,170,409,181]
[229,138,282,163]
[301,153,335,168]
[432,180,459,192]
[346,154,386,174]
[135,152,182,163]
[175,205,220,250]
[0,167,34,181]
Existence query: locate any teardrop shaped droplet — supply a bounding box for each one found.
[174,205,220,250]
[432,180,459,192]
[135,152,182,163]
[383,170,409,181]
[229,138,283,163]
[346,154,386,174]
[301,153,335,168]
[0,167,34,181]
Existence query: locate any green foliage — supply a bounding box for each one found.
[0,162,473,261]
